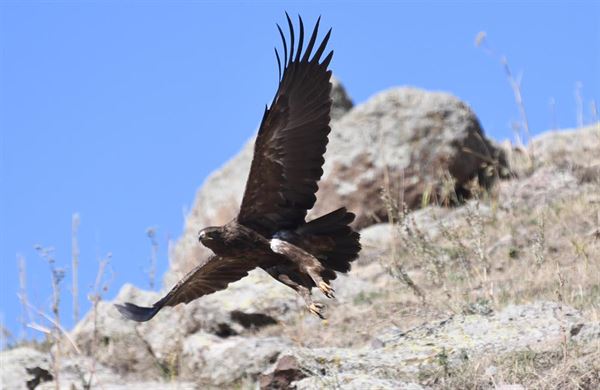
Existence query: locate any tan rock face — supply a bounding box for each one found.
[167,83,505,283]
[310,87,506,228]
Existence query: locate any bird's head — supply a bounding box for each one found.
[198,226,224,249]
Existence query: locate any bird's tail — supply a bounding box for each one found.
[296,207,361,279]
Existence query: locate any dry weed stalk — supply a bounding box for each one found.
[534,209,546,267]
[146,226,159,290]
[380,182,425,301]
[402,208,446,287]
[22,224,110,389]
[17,254,32,339]
[34,245,65,390]
[82,252,113,389]
[465,201,490,280]
[0,317,10,351]
[575,81,584,128]
[476,31,535,170]
[71,213,80,323]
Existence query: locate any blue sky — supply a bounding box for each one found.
[1,1,598,344]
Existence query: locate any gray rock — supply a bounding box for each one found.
[571,322,600,343]
[0,347,51,390]
[330,76,354,121]
[259,354,306,390]
[532,125,600,168]
[502,125,600,179]
[294,375,425,390]
[181,333,290,386]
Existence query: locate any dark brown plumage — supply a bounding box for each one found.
[116,14,361,322]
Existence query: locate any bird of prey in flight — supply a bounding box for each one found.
[116,14,361,322]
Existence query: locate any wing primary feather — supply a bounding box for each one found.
[312,28,332,64]
[302,16,320,63]
[285,12,295,66]
[277,24,288,69]
[115,302,160,322]
[274,47,282,81]
[295,14,304,63]
[237,15,334,235]
[321,50,334,70]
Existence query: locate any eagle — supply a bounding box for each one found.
[116,14,361,322]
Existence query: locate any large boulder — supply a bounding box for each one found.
[181,333,290,386]
[310,87,507,228]
[167,85,505,283]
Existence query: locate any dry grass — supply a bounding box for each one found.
[378,171,600,316]
[426,343,600,389]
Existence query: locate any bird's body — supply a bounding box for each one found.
[116,14,361,322]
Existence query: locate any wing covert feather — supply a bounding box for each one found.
[115,255,256,322]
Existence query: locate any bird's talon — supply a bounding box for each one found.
[318,281,335,299]
[309,303,326,319]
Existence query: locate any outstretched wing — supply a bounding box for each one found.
[115,255,256,322]
[238,14,333,236]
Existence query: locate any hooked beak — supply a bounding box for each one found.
[198,230,214,242]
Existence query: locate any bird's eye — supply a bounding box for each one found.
[199,230,216,240]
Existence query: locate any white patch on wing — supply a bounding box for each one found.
[270,238,286,254]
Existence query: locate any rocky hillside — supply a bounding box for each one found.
[2,79,598,390]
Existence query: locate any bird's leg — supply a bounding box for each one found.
[277,273,326,319]
[269,238,335,300]
[305,267,335,299]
